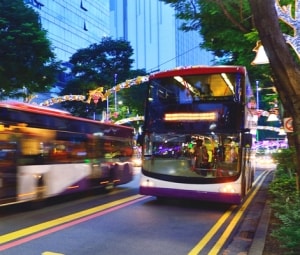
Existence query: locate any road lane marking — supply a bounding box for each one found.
[0,194,147,250]
[188,170,269,255]
[209,171,269,253]
[208,170,269,254]
[188,204,237,255]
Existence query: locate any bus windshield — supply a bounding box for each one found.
[143,132,240,181]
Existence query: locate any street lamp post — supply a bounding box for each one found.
[106,94,109,121]
[114,73,117,112]
[256,80,260,110]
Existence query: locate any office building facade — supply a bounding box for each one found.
[110,0,214,72]
[24,0,213,74]
[24,0,110,62]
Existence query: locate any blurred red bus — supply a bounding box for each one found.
[0,101,134,206]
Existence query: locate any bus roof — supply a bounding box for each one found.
[0,101,134,131]
[149,65,247,79]
[0,101,71,116]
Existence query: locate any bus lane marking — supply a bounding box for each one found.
[188,170,269,255]
[0,194,147,251]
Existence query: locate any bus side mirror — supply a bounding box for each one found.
[241,133,252,148]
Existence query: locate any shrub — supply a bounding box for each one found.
[268,148,300,254]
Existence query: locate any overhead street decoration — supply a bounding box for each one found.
[86,75,149,104]
[86,87,105,104]
[40,95,86,106]
[39,76,149,107]
[275,0,300,58]
[251,41,269,65]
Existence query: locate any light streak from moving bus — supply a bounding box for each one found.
[0,101,134,206]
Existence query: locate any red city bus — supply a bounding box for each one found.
[0,101,134,206]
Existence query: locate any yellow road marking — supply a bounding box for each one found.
[1,194,144,245]
[208,172,268,254]
[189,170,269,255]
[188,205,236,255]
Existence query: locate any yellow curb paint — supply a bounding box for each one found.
[1,194,144,245]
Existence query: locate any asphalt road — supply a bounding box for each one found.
[0,164,274,255]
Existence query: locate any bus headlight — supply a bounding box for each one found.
[219,184,236,193]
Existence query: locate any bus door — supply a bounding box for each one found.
[0,140,18,204]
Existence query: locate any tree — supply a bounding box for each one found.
[248,0,300,189]
[61,37,147,122]
[69,37,134,87]
[113,69,148,123]
[0,0,61,99]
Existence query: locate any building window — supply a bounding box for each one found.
[80,0,88,11]
[84,21,88,31]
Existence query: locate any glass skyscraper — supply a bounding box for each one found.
[110,0,214,72]
[25,0,213,71]
[24,0,110,62]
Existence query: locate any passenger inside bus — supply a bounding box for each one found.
[224,138,238,163]
[201,83,213,96]
[194,81,213,97]
[193,139,209,169]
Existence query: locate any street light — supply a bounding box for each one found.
[256,80,260,109]
[114,73,117,111]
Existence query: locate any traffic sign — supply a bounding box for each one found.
[284,117,293,132]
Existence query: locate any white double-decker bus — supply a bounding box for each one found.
[139,66,255,204]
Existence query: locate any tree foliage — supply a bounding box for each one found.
[69,37,134,88]
[269,148,300,254]
[0,0,61,99]
[61,37,147,121]
[162,0,253,63]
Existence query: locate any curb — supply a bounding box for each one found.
[248,200,271,255]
